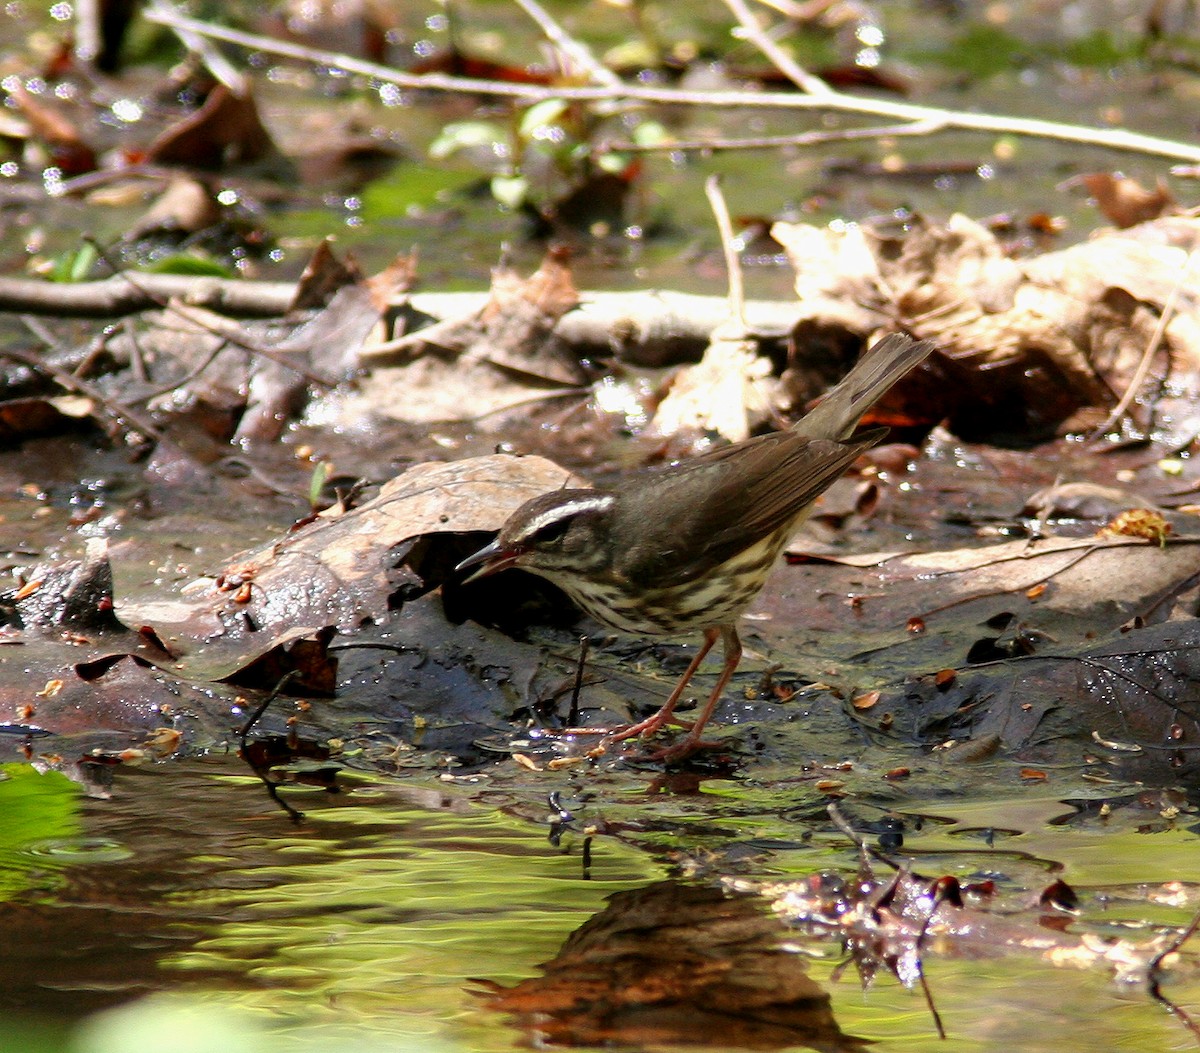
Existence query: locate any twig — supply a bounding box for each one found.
[9,319,165,442]
[1148,906,1200,1045]
[568,635,589,726]
[725,0,833,96]
[918,969,948,1041]
[705,175,746,330]
[511,0,621,88]
[0,272,298,317]
[83,238,334,389]
[238,670,305,824]
[128,336,230,403]
[142,5,1200,163]
[600,118,946,153]
[1092,248,1200,439]
[145,0,247,92]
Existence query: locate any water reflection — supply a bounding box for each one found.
[0,756,661,1051]
[483,880,869,1051]
[4,756,1200,1053]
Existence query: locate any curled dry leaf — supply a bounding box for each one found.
[775,213,1200,439]
[1074,172,1176,229]
[146,83,280,168]
[354,249,584,425]
[851,690,881,710]
[650,326,776,443]
[126,452,579,650]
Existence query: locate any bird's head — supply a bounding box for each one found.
[455,489,615,584]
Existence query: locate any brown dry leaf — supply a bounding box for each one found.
[123,452,578,651]
[10,83,96,174]
[773,214,1200,439]
[234,249,413,444]
[354,249,585,424]
[147,83,280,168]
[851,690,881,710]
[770,221,883,334]
[1076,173,1176,228]
[650,324,776,442]
[290,237,369,311]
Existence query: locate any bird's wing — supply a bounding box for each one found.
[611,430,881,588]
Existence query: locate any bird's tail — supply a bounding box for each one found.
[793,332,935,441]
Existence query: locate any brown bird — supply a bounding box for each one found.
[457,333,935,760]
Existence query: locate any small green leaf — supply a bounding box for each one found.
[47,242,98,283]
[518,98,569,140]
[429,120,504,160]
[491,174,528,210]
[596,151,629,174]
[632,120,670,147]
[308,460,330,510]
[141,254,234,277]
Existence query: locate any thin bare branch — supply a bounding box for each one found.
[725,0,833,96]
[143,5,1200,163]
[704,175,747,330]
[9,318,165,442]
[601,119,946,153]
[511,0,621,88]
[1093,248,1199,438]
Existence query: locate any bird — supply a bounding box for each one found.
[456,332,935,761]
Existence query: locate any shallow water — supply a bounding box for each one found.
[4,756,1200,1053]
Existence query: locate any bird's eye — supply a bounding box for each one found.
[527,515,572,546]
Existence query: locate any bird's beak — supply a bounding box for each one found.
[455,539,521,583]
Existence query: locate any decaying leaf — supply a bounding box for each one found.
[125,452,578,648]
[146,83,281,169]
[773,214,1200,439]
[650,324,776,442]
[352,249,585,424]
[1074,172,1177,229]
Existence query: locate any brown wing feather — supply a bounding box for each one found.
[610,429,881,588]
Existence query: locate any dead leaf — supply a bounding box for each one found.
[1075,172,1176,228]
[147,83,281,169]
[651,327,775,442]
[354,249,584,424]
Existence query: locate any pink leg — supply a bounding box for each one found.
[603,627,720,744]
[643,626,742,762]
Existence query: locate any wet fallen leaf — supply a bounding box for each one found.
[851,690,880,710]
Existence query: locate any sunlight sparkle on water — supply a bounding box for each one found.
[110,99,142,123]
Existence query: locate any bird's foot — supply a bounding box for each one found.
[601,712,693,743]
[635,735,724,763]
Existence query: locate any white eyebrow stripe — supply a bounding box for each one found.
[518,494,615,538]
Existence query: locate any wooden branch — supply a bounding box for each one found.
[0,275,805,366]
[511,0,621,88]
[0,273,298,317]
[144,5,1200,163]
